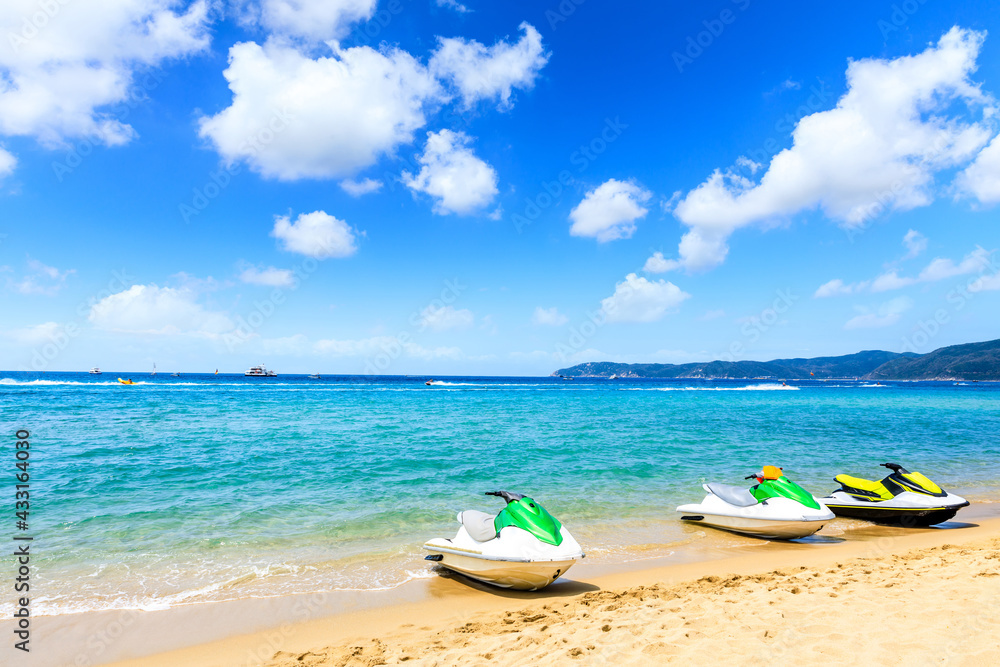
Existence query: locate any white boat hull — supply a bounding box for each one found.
[676,510,828,539]
[423,547,578,590]
[677,490,834,540]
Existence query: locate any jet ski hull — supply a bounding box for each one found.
[676,491,834,540]
[819,490,969,527]
[823,503,966,526]
[422,543,578,590]
[676,511,828,539]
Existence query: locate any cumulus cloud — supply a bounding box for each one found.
[902,229,928,259]
[272,211,360,258]
[199,41,441,180]
[417,304,475,331]
[402,130,498,215]
[569,179,652,242]
[532,307,568,326]
[89,285,233,335]
[257,0,377,41]
[239,266,295,287]
[643,251,672,273]
[0,147,15,179]
[339,177,382,197]
[844,296,913,330]
[0,0,211,150]
[956,134,1000,205]
[662,27,995,273]
[600,273,690,323]
[7,258,75,295]
[430,22,548,109]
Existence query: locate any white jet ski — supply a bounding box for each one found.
[676,466,834,540]
[818,462,969,526]
[423,491,585,591]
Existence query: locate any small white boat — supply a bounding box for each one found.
[244,364,277,377]
[308,373,321,379]
[609,374,618,379]
[89,367,102,374]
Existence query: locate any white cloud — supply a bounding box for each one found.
[917,247,991,281]
[600,273,690,323]
[271,211,360,258]
[0,0,211,149]
[569,179,651,242]
[1,321,63,345]
[844,296,913,330]
[89,285,233,335]
[339,177,382,196]
[199,40,441,180]
[417,304,474,331]
[430,22,548,109]
[532,307,568,326]
[643,251,672,273]
[902,229,927,259]
[821,246,993,296]
[7,258,74,295]
[239,266,295,287]
[258,0,377,41]
[814,278,865,298]
[957,134,1000,204]
[662,27,994,273]
[402,129,498,215]
[0,147,15,179]
[436,0,470,13]
[870,270,916,293]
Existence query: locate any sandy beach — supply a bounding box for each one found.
[75,515,999,667]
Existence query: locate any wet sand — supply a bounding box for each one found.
[65,513,1000,667]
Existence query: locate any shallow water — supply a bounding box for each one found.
[2,373,998,615]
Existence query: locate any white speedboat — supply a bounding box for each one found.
[244,364,277,377]
[424,491,585,591]
[818,462,969,526]
[677,466,834,540]
[89,367,102,374]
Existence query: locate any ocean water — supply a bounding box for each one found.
[2,373,999,615]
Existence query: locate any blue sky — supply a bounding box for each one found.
[1,0,999,375]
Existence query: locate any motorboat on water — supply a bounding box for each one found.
[609,374,618,380]
[308,373,321,379]
[423,491,585,591]
[89,367,102,374]
[817,462,969,526]
[676,466,834,540]
[244,364,277,377]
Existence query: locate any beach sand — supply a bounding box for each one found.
[94,516,1000,667]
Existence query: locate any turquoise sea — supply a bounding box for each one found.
[2,373,1000,616]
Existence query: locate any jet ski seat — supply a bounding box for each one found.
[705,483,758,507]
[458,510,498,542]
[834,474,894,500]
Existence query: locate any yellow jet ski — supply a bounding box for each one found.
[818,462,969,526]
[118,378,135,385]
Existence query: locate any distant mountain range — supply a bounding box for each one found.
[553,339,1000,381]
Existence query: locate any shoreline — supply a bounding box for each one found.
[10,508,996,667]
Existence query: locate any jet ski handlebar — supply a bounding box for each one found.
[881,462,910,473]
[485,490,526,504]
